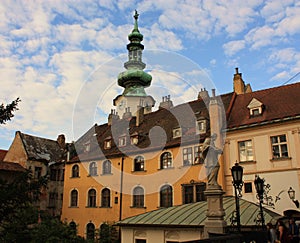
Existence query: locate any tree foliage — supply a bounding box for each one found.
[0,170,84,242]
[0,97,20,124]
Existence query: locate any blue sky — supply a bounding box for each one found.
[1,0,300,149]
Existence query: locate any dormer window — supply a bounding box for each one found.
[196,119,206,134]
[84,141,90,153]
[173,127,181,138]
[131,133,139,145]
[247,98,263,117]
[104,137,111,150]
[119,136,126,147]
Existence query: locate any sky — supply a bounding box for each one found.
[1,0,300,149]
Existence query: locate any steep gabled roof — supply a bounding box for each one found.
[227,82,300,130]
[71,92,234,162]
[18,132,67,163]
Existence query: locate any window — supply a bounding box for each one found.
[238,140,253,162]
[88,189,96,207]
[84,141,90,153]
[102,160,111,174]
[135,240,146,243]
[69,221,77,233]
[247,98,263,116]
[119,136,126,147]
[133,186,144,208]
[194,145,204,164]
[271,135,289,159]
[89,162,97,176]
[160,152,172,169]
[131,133,139,145]
[134,156,145,171]
[183,147,193,166]
[101,188,111,207]
[160,185,173,207]
[104,139,111,149]
[50,168,60,181]
[173,127,181,138]
[244,182,253,193]
[49,192,58,207]
[34,166,42,179]
[86,223,95,240]
[72,165,79,178]
[182,183,206,204]
[70,189,78,207]
[196,119,206,134]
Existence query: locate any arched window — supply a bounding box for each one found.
[160,185,173,207]
[102,160,111,174]
[88,189,96,207]
[70,189,78,207]
[71,164,79,177]
[133,186,144,208]
[69,221,77,233]
[134,156,144,171]
[86,222,95,240]
[160,152,172,169]
[101,188,111,207]
[89,162,97,176]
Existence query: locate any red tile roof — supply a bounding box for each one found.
[70,93,234,162]
[0,161,25,172]
[227,82,300,129]
[0,149,7,161]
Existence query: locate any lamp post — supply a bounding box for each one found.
[231,162,244,232]
[288,187,300,208]
[254,175,265,229]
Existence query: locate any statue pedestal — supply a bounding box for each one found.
[203,187,227,238]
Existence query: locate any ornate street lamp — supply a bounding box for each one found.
[288,187,300,208]
[254,175,265,229]
[231,162,244,232]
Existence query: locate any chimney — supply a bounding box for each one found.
[136,106,144,126]
[108,109,119,125]
[233,67,246,94]
[122,107,132,120]
[159,95,173,110]
[198,88,209,101]
[57,134,66,149]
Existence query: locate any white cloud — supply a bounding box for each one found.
[223,40,246,56]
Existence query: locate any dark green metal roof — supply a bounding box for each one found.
[118,196,281,227]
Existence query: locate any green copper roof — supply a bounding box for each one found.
[117,196,281,227]
[117,10,152,96]
[128,10,143,42]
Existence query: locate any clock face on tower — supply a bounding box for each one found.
[118,100,126,110]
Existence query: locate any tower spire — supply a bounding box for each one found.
[117,10,152,96]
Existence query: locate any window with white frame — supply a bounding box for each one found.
[196,119,206,134]
[194,145,204,164]
[119,136,126,147]
[134,156,145,171]
[160,152,172,169]
[102,160,111,174]
[132,186,144,208]
[173,127,181,138]
[89,162,97,176]
[104,139,111,149]
[271,134,289,159]
[238,140,253,162]
[183,147,193,166]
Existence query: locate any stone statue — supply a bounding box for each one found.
[202,133,222,187]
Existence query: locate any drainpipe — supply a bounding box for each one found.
[119,157,124,221]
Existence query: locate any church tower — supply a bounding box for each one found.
[113,10,155,118]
